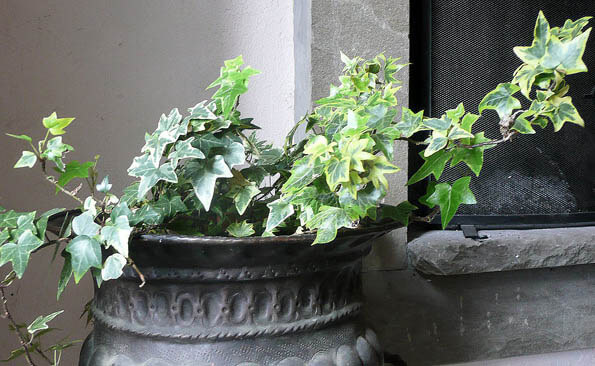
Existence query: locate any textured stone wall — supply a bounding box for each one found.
[311,0,410,271]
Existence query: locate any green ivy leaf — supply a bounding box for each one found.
[120,182,140,207]
[185,156,233,211]
[191,133,227,156]
[265,198,295,233]
[460,113,480,132]
[479,83,521,119]
[35,208,66,239]
[55,161,94,192]
[0,229,9,245]
[57,254,72,300]
[445,103,465,123]
[371,134,394,160]
[513,11,550,64]
[541,29,592,75]
[27,310,64,336]
[72,212,100,237]
[0,230,43,278]
[100,215,132,257]
[378,201,418,226]
[339,184,384,220]
[408,150,452,185]
[65,235,102,283]
[226,221,255,238]
[128,154,178,199]
[447,125,474,140]
[152,194,187,218]
[14,151,37,168]
[101,253,127,281]
[6,133,33,143]
[427,177,477,229]
[42,112,75,135]
[450,132,494,176]
[306,206,353,245]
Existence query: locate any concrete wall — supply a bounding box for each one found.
[0,1,299,364]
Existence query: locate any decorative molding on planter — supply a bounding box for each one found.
[408,226,595,275]
[80,328,383,366]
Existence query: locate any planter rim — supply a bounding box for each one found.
[133,220,403,246]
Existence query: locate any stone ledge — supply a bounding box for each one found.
[408,226,595,275]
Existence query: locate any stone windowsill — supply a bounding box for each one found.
[407,226,595,276]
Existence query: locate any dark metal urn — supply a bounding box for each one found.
[78,224,397,366]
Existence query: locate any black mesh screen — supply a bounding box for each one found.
[411,0,595,220]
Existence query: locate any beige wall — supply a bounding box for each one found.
[0,0,300,364]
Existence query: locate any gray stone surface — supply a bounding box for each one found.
[446,347,595,366]
[362,264,595,366]
[408,227,595,276]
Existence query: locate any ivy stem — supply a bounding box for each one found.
[412,207,441,223]
[44,175,84,205]
[0,286,38,366]
[128,260,146,288]
[454,131,519,149]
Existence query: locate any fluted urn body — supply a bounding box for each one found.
[79,225,394,366]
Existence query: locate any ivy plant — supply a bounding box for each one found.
[0,12,591,365]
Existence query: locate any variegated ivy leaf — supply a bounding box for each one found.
[341,137,375,173]
[343,110,370,134]
[460,113,481,132]
[128,154,178,199]
[304,135,335,161]
[66,235,102,283]
[96,175,112,193]
[396,107,424,138]
[129,204,163,226]
[100,215,132,257]
[512,64,551,98]
[445,103,465,123]
[83,196,97,216]
[168,137,205,167]
[511,111,537,134]
[218,135,245,168]
[478,83,521,119]
[325,157,350,191]
[42,112,75,136]
[183,100,217,127]
[423,117,451,132]
[306,206,353,245]
[142,108,187,164]
[72,211,100,237]
[513,11,551,65]
[545,96,584,131]
[101,253,127,281]
[120,182,141,207]
[541,29,592,75]
[226,221,255,238]
[43,137,73,171]
[366,155,400,190]
[226,173,260,215]
[447,125,474,140]
[426,176,477,229]
[371,134,394,161]
[14,151,37,168]
[27,310,64,336]
[0,230,43,278]
[111,202,132,221]
[185,156,233,211]
[282,157,324,193]
[551,16,592,40]
[265,198,295,234]
[424,133,448,157]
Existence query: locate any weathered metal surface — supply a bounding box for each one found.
[79,226,396,366]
